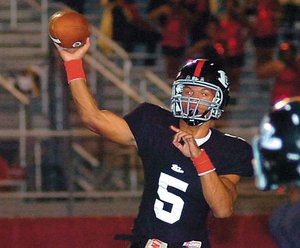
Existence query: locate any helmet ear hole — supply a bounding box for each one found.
[224,95,230,107]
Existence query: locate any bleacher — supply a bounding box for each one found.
[0,0,299,212]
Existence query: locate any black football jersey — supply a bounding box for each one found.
[124,103,253,247]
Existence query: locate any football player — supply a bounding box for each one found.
[55,38,253,248]
[252,97,300,248]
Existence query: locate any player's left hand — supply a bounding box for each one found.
[170,125,201,158]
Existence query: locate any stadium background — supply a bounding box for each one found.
[0,0,299,247]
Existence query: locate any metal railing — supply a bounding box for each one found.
[0,74,30,169]
[0,0,170,198]
[7,0,49,52]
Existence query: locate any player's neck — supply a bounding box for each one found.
[179,119,211,138]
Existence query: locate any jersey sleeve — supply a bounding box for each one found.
[204,130,254,177]
[124,102,174,155]
[123,103,150,152]
[228,139,253,177]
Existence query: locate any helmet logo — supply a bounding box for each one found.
[175,84,184,94]
[217,70,229,89]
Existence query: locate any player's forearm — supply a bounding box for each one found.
[63,59,106,133]
[200,173,237,218]
[63,59,135,145]
[69,79,102,130]
[189,148,237,217]
[69,79,136,145]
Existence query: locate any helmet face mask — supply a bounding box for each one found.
[171,79,223,125]
[171,59,230,126]
[253,97,300,190]
[252,136,271,190]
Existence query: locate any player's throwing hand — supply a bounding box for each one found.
[55,37,90,62]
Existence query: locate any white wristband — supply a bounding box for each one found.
[198,168,216,177]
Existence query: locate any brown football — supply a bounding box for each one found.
[48,10,90,48]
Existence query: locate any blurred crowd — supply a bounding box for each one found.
[97,0,299,94]
[1,0,299,189]
[39,0,300,98]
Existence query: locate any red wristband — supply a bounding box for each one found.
[64,59,86,83]
[191,150,216,176]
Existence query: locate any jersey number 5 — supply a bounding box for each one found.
[154,172,188,224]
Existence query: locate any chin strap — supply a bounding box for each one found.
[184,118,204,126]
[185,107,212,126]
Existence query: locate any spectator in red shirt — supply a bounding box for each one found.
[184,0,211,45]
[119,0,161,65]
[218,0,248,93]
[149,0,191,81]
[186,1,248,94]
[185,16,225,67]
[248,0,281,66]
[255,42,300,105]
[99,0,161,65]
